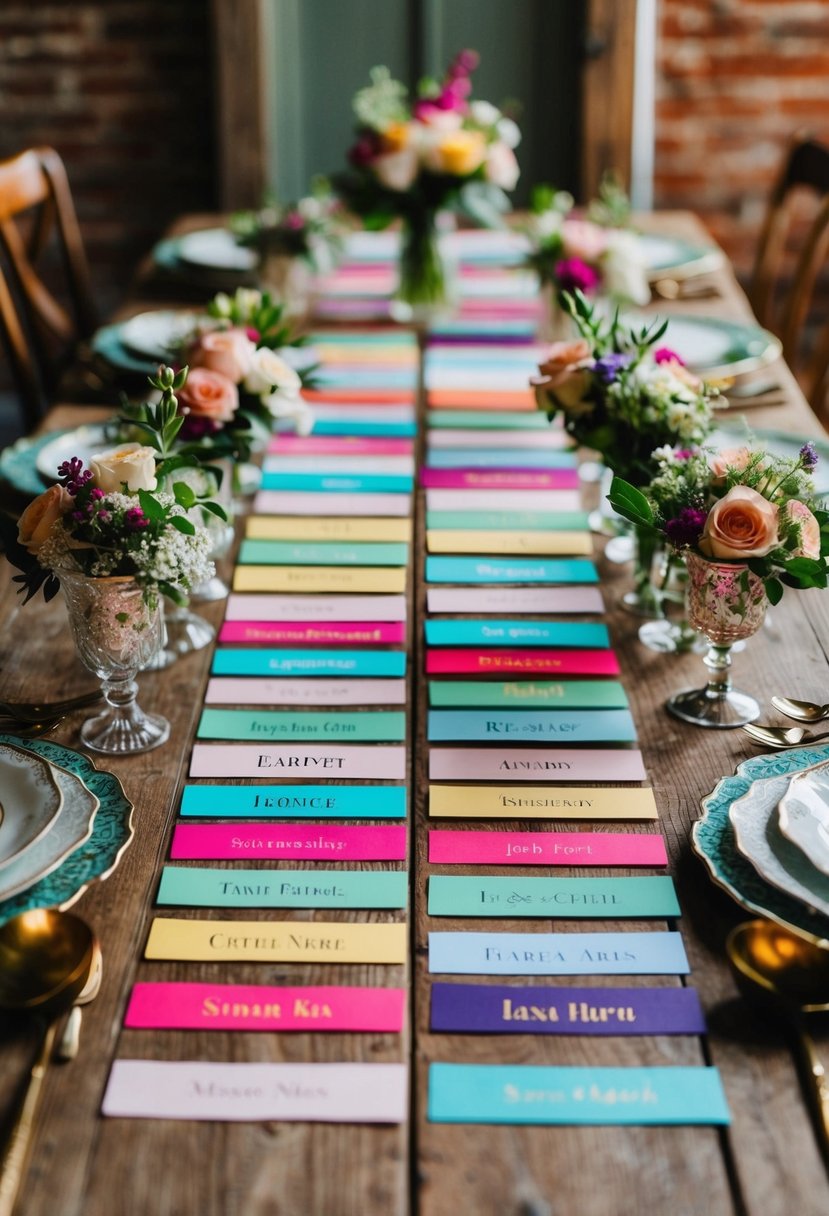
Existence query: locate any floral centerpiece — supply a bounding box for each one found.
[334,49,521,318]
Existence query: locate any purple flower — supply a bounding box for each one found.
[71,510,86,522]
[665,507,707,548]
[654,346,685,366]
[89,488,105,501]
[800,442,819,471]
[57,457,93,495]
[554,258,601,295]
[179,414,221,441]
[125,507,150,531]
[594,352,632,384]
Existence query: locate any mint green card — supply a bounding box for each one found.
[428,876,679,919]
[429,410,549,430]
[428,680,629,709]
[157,866,407,909]
[426,510,590,532]
[238,540,409,567]
[197,709,406,742]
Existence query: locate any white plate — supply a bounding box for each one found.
[176,228,257,272]
[118,310,201,360]
[35,424,111,485]
[0,743,63,871]
[778,760,829,877]
[729,765,829,918]
[625,312,781,378]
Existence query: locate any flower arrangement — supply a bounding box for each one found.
[231,179,344,276]
[533,291,718,487]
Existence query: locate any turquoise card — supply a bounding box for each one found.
[427,709,637,743]
[426,510,591,532]
[426,558,598,585]
[260,473,413,493]
[428,411,549,430]
[428,931,690,975]
[428,1064,730,1125]
[197,709,406,743]
[428,876,679,918]
[238,540,409,567]
[424,620,609,648]
[309,419,417,437]
[179,784,407,818]
[157,866,408,909]
[211,650,407,677]
[428,681,629,710]
[426,450,577,470]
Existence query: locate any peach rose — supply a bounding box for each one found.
[561,219,608,263]
[372,147,419,192]
[533,338,593,409]
[17,484,73,553]
[425,129,487,176]
[782,499,822,559]
[709,447,752,483]
[485,141,520,191]
[176,368,239,423]
[699,485,779,559]
[188,327,254,383]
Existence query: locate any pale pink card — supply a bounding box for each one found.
[171,823,408,861]
[102,1061,408,1122]
[428,748,647,782]
[225,594,407,622]
[253,491,412,516]
[269,436,414,455]
[425,490,583,512]
[427,588,605,614]
[190,743,407,780]
[427,430,568,450]
[205,677,407,706]
[219,621,406,645]
[420,469,579,490]
[125,983,407,1031]
[428,829,667,866]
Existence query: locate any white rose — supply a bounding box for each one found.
[601,231,651,306]
[265,390,314,436]
[485,142,520,191]
[496,116,521,149]
[372,147,420,192]
[243,347,302,397]
[90,443,157,492]
[470,99,500,128]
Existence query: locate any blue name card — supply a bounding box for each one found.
[211,650,407,677]
[179,785,407,819]
[427,710,637,744]
[261,473,413,493]
[424,620,610,648]
[428,931,690,975]
[426,558,599,585]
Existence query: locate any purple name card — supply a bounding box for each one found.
[171,823,407,861]
[219,621,406,646]
[420,469,579,490]
[428,830,667,867]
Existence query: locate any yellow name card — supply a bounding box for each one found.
[429,785,659,820]
[145,918,407,963]
[233,567,407,594]
[426,531,593,556]
[247,517,413,543]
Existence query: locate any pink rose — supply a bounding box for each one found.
[709,447,752,484]
[533,338,593,408]
[699,485,779,559]
[177,368,239,423]
[782,499,821,559]
[188,327,254,383]
[561,219,607,264]
[17,484,73,553]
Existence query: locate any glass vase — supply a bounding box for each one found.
[638,550,706,655]
[538,284,575,344]
[60,570,170,754]
[390,212,456,324]
[259,253,315,319]
[186,460,235,604]
[620,525,663,617]
[666,551,767,728]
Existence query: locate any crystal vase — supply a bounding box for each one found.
[259,253,315,319]
[186,460,235,604]
[390,212,456,324]
[60,570,170,753]
[638,550,706,655]
[666,551,767,728]
[620,525,663,617]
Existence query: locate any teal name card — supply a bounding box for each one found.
[212,650,407,678]
[426,511,591,532]
[197,709,406,743]
[428,876,679,919]
[428,1064,730,1126]
[428,680,629,710]
[179,785,407,819]
[261,472,412,493]
[428,931,690,975]
[427,450,577,470]
[157,866,407,909]
[311,419,417,437]
[426,558,599,585]
[429,410,548,430]
[238,540,409,567]
[424,620,610,648]
[427,709,637,744]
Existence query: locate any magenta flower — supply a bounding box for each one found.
[654,346,685,366]
[665,507,707,548]
[554,258,601,295]
[125,507,150,531]
[348,132,380,168]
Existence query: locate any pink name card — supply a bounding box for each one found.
[225,594,407,622]
[102,1060,407,1123]
[426,649,620,676]
[429,748,648,782]
[420,469,579,491]
[190,743,406,780]
[253,491,412,517]
[429,829,667,867]
[219,621,406,646]
[427,588,605,615]
[269,436,414,456]
[171,823,407,861]
[205,677,407,706]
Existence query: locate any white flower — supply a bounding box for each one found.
[601,231,650,306]
[234,287,263,316]
[372,147,420,192]
[265,391,314,436]
[652,445,679,466]
[485,141,520,191]
[469,100,501,129]
[497,116,521,149]
[243,347,302,397]
[90,444,157,492]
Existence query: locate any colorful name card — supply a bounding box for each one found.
[430,983,704,1035]
[189,744,407,780]
[126,983,407,1032]
[428,931,689,975]
[427,875,679,918]
[271,435,414,456]
[426,558,597,586]
[428,830,667,867]
[171,823,407,861]
[426,650,620,677]
[420,470,579,490]
[429,784,658,820]
[225,593,407,622]
[426,510,590,532]
[426,490,582,512]
[146,918,408,963]
[246,516,412,542]
[212,650,407,677]
[180,784,407,819]
[196,709,406,743]
[157,866,408,910]
[254,491,412,517]
[425,449,575,470]
[239,540,409,568]
[233,566,407,594]
[427,710,637,744]
[424,620,610,648]
[261,473,413,493]
[426,587,604,614]
[427,1063,730,1125]
[218,622,406,646]
[205,677,407,706]
[103,1061,408,1123]
[428,681,628,709]
[264,455,415,475]
[426,530,593,556]
[429,749,646,782]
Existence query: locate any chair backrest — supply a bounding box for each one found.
[0,147,97,428]
[750,134,829,368]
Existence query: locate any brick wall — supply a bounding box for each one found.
[0,0,216,319]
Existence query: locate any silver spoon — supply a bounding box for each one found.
[772,696,829,723]
[743,723,829,749]
[0,690,102,723]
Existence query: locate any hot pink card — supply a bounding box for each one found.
[268,436,414,456]
[426,649,620,676]
[428,829,667,866]
[219,621,406,646]
[428,748,647,782]
[204,677,407,706]
[253,490,412,516]
[420,469,579,490]
[171,823,407,861]
[225,594,407,622]
[190,743,407,780]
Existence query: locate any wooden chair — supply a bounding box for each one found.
[0,147,97,429]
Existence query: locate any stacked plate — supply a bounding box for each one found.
[0,735,134,927]
[694,744,829,943]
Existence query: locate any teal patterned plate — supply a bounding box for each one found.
[694,743,829,945]
[0,736,134,926]
[0,431,66,499]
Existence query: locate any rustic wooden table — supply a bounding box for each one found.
[0,213,828,1215]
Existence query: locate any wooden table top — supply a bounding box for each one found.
[1,212,829,1216]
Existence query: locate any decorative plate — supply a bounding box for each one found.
[636,313,782,378]
[34,423,112,485]
[0,736,134,925]
[176,227,257,272]
[636,233,725,280]
[778,760,829,877]
[90,323,159,375]
[693,743,829,945]
[0,742,63,871]
[0,432,69,499]
[118,309,201,360]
